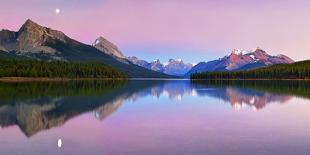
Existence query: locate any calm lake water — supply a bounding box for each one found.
[0,80,310,155]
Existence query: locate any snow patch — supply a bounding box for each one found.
[232,49,251,55]
[95,39,101,45]
[249,54,259,62]
[153,59,160,62]
[252,47,260,52]
[232,49,243,55]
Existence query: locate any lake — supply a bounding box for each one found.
[0,80,309,155]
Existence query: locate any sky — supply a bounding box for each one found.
[1,0,310,64]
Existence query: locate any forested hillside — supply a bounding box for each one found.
[191,60,310,79]
[0,55,128,79]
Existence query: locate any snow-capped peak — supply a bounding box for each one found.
[153,59,161,63]
[249,54,255,59]
[251,47,261,52]
[92,36,126,59]
[168,58,183,63]
[231,49,251,55]
[163,62,169,66]
[248,54,259,62]
[232,49,243,55]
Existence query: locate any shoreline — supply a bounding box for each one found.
[0,77,309,82]
[190,78,310,81]
[0,77,127,82]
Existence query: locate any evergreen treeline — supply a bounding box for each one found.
[191,60,310,79]
[0,57,128,78]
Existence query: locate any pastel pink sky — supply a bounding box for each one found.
[1,0,310,63]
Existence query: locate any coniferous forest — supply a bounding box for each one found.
[191,60,310,80]
[0,57,128,79]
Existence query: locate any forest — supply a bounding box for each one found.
[191,60,310,80]
[0,56,128,79]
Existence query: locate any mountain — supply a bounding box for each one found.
[127,57,166,72]
[128,57,193,76]
[191,60,310,80]
[92,36,126,59]
[0,19,171,78]
[127,57,164,72]
[164,59,193,75]
[0,19,67,60]
[149,59,165,72]
[187,48,294,76]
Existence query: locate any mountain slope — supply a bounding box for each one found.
[0,19,171,78]
[127,56,149,67]
[187,48,294,76]
[149,59,165,72]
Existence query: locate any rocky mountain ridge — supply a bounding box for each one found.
[93,36,126,59]
[186,48,294,76]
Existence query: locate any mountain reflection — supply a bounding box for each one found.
[195,87,292,111]
[127,80,196,101]
[0,80,308,137]
[192,80,310,110]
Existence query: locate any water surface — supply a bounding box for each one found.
[0,80,309,155]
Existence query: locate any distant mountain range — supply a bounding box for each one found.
[128,57,193,76]
[128,48,294,77]
[0,19,171,78]
[0,19,295,78]
[186,48,294,77]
